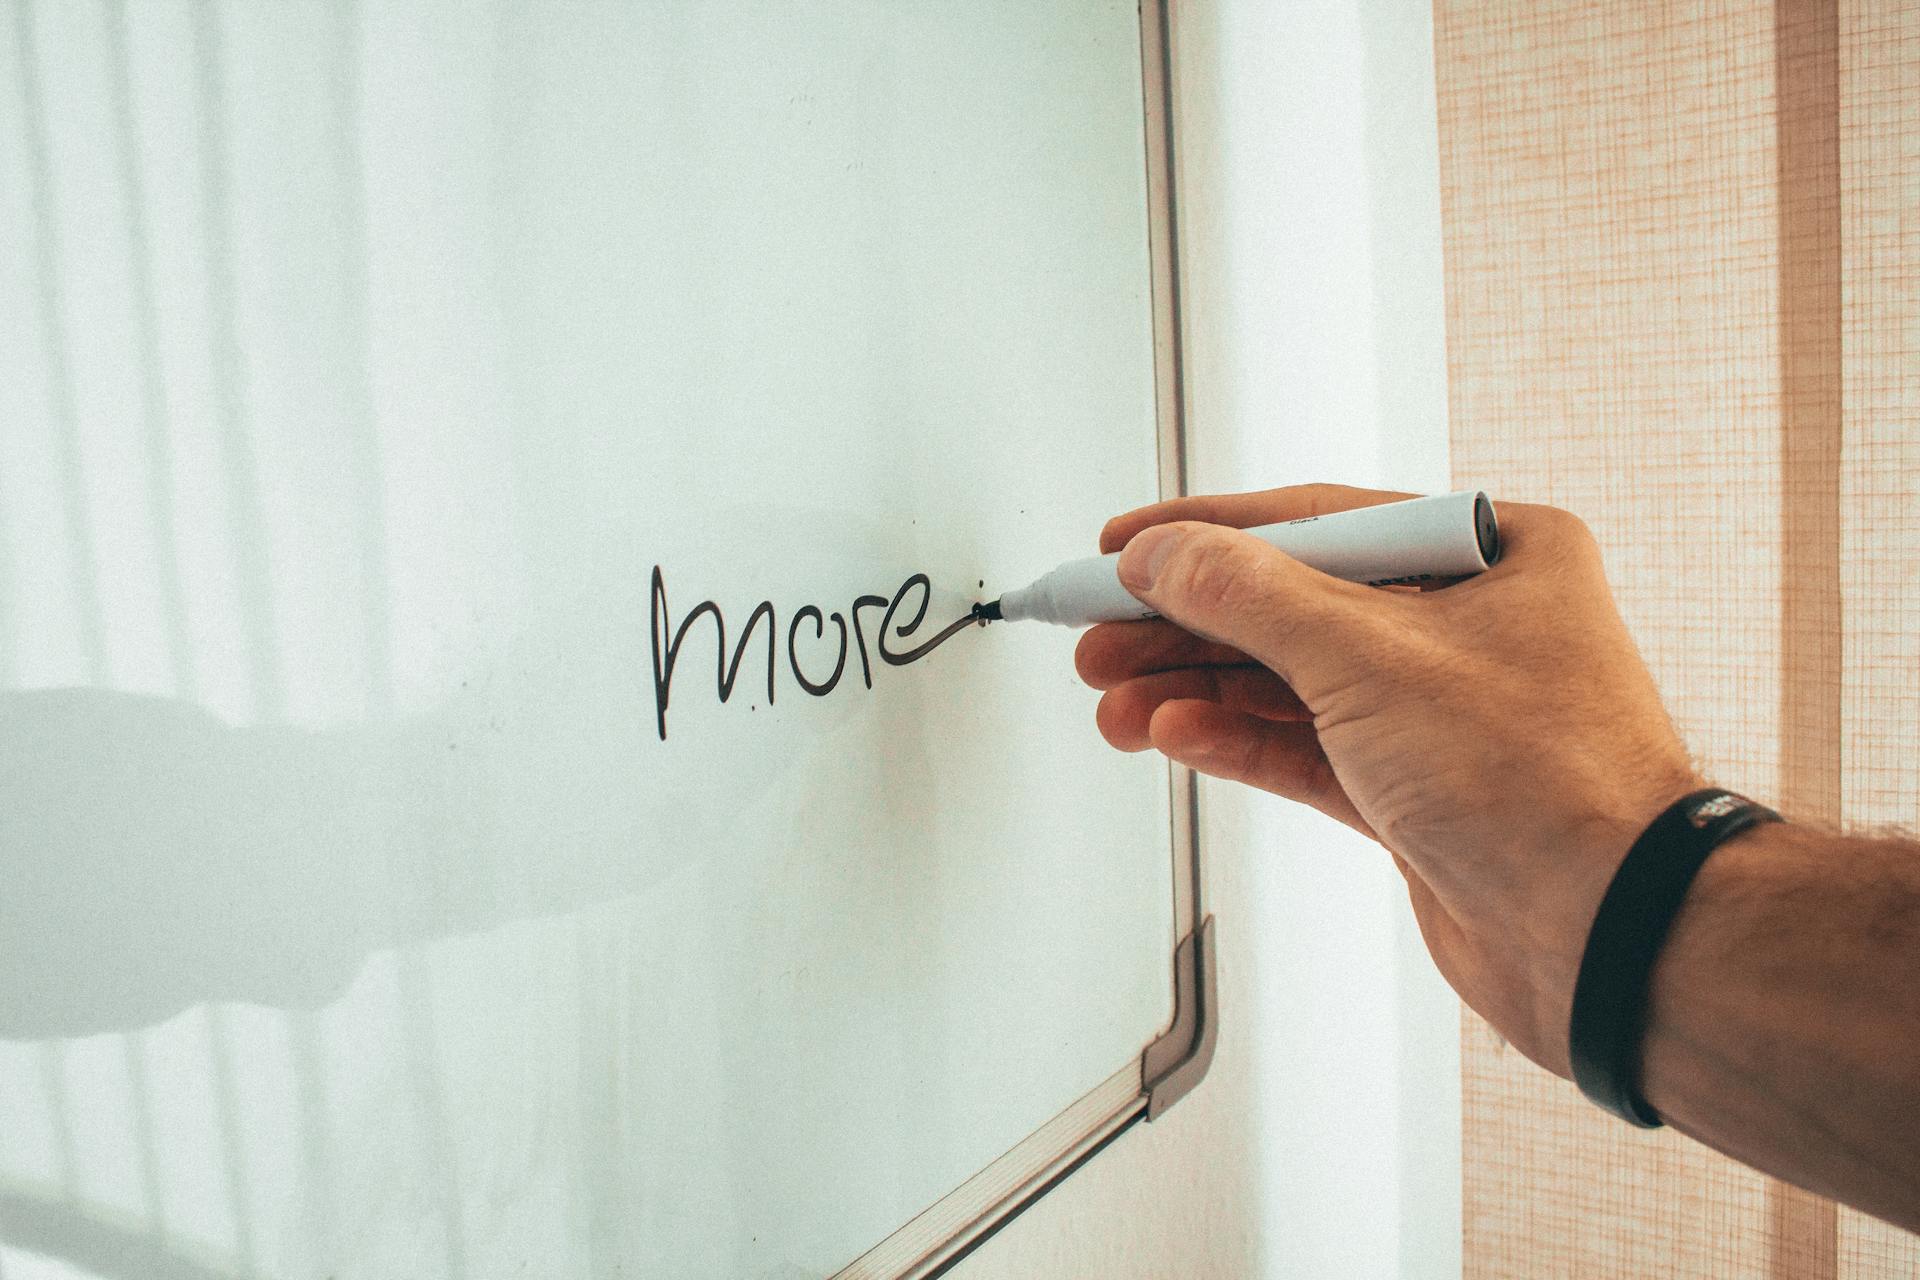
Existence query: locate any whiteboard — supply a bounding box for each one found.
[0,1,1209,1276]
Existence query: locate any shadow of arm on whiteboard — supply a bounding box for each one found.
[0,689,386,1039]
[0,682,807,1040]
[0,524,990,1039]
[0,1184,243,1280]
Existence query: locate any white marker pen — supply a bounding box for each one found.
[976,491,1500,627]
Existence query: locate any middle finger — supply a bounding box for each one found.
[1075,619,1252,690]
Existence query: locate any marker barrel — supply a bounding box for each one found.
[997,490,1500,626]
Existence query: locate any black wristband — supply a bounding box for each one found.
[1569,788,1782,1128]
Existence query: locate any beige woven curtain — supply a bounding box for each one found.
[1434,0,1919,1274]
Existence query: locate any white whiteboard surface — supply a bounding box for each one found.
[0,2,1195,1276]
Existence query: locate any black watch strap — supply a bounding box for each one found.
[1568,788,1783,1127]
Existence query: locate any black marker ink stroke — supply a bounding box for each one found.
[787,606,849,696]
[878,574,975,665]
[649,566,981,740]
[651,567,777,741]
[884,609,978,665]
[847,594,890,690]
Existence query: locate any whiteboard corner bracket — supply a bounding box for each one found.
[1141,914,1216,1121]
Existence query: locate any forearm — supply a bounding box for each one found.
[1640,821,1920,1230]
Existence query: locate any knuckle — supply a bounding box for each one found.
[1166,531,1267,611]
[1526,502,1596,547]
[1229,731,1268,783]
[1499,502,1607,579]
[1262,482,1343,517]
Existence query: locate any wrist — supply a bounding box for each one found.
[1634,814,1792,1123]
[1527,773,1709,1075]
[1567,787,1782,1125]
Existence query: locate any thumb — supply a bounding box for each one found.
[1116,520,1378,698]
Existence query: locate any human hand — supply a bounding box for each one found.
[1077,484,1703,1074]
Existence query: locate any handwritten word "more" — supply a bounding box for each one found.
[649,567,978,740]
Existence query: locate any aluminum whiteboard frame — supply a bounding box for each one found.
[834,2,1210,1274]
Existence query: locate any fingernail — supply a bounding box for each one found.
[1119,525,1184,593]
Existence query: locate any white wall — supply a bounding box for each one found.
[963,1,1461,1275]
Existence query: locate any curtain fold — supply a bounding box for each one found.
[1436,0,1920,1273]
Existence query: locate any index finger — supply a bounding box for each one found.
[1099,482,1421,554]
